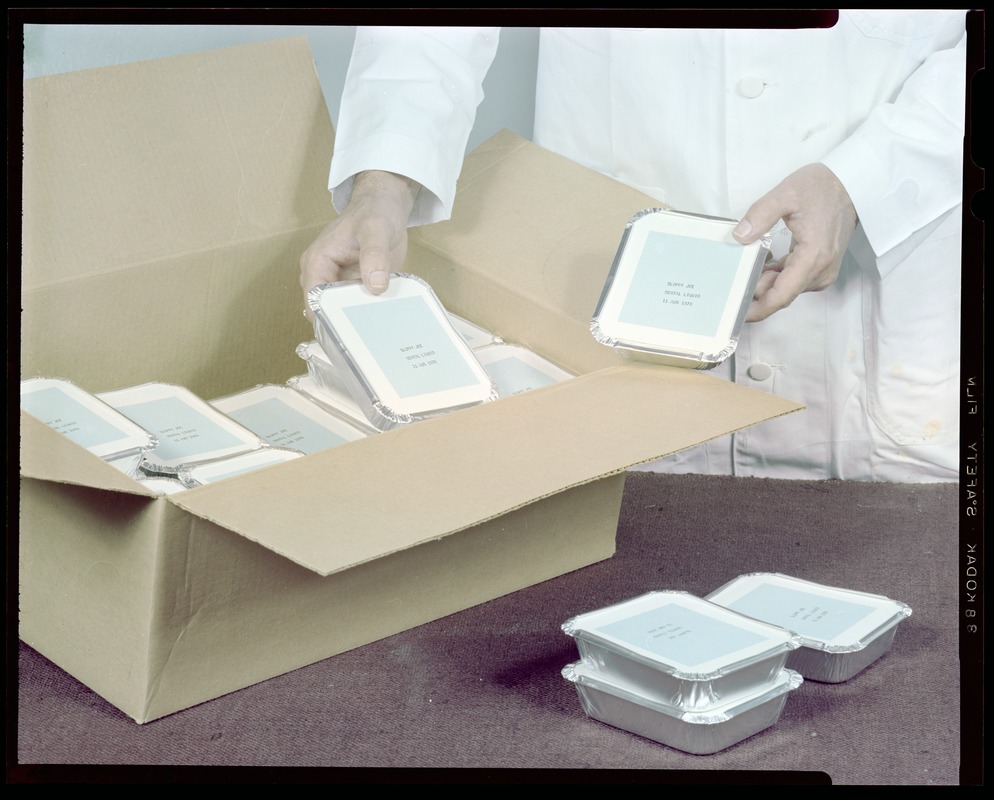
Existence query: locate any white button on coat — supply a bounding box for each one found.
[747,363,774,381]
[737,76,765,98]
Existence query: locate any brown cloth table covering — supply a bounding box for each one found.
[14,472,969,784]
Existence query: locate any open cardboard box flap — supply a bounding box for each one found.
[169,364,798,576]
[22,367,799,579]
[20,36,802,580]
[19,36,802,722]
[21,36,331,398]
[21,36,332,282]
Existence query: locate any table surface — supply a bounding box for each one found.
[14,472,976,785]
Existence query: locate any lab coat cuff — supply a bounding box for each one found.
[820,136,913,277]
[328,134,455,226]
[822,133,963,281]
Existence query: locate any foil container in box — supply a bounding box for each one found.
[20,376,158,478]
[590,208,770,369]
[296,340,346,397]
[447,312,503,349]
[563,661,803,755]
[474,343,574,397]
[562,591,800,710]
[96,382,264,477]
[307,274,498,431]
[706,572,912,683]
[211,383,369,455]
[287,371,380,436]
[177,446,304,487]
[138,476,188,495]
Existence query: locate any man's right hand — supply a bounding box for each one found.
[300,170,420,308]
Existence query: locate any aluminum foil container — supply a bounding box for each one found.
[177,446,304,487]
[447,312,503,349]
[307,274,498,431]
[137,476,188,495]
[211,383,369,455]
[20,376,158,478]
[287,372,380,436]
[706,573,912,683]
[474,343,574,397]
[562,591,800,710]
[563,661,803,755]
[295,340,347,397]
[590,208,770,369]
[97,382,264,476]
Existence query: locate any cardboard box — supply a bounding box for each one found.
[19,38,802,723]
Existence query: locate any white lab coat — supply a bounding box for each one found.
[329,13,967,482]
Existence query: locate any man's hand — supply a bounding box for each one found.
[300,170,421,308]
[733,163,858,322]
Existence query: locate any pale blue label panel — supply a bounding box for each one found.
[116,397,245,460]
[344,296,479,398]
[597,603,766,668]
[485,355,557,395]
[619,231,742,337]
[725,584,876,641]
[22,387,130,450]
[225,398,349,455]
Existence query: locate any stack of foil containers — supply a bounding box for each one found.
[562,576,912,754]
[561,590,804,754]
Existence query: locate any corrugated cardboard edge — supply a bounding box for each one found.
[19,412,159,497]
[168,365,802,577]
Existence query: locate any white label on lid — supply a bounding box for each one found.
[596,602,768,669]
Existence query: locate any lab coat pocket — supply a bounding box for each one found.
[845,12,916,45]
[862,215,961,447]
[845,10,964,45]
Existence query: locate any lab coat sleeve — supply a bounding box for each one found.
[328,26,501,226]
[820,31,967,280]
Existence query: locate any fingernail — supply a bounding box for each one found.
[368,271,388,292]
[733,219,752,239]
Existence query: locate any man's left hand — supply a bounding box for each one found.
[733,163,858,322]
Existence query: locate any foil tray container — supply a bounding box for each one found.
[563,661,803,755]
[474,343,574,397]
[448,312,503,349]
[562,591,800,711]
[177,446,305,488]
[287,372,380,436]
[706,573,912,683]
[307,274,498,431]
[211,383,369,455]
[20,376,159,478]
[137,476,188,495]
[96,382,264,476]
[296,339,348,397]
[590,208,770,369]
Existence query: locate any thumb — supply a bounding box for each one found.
[354,216,407,295]
[732,187,790,245]
[359,244,392,295]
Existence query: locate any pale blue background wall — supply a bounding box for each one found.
[21,24,539,153]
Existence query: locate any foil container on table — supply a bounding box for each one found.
[562,590,800,710]
[563,661,803,755]
[707,572,912,683]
